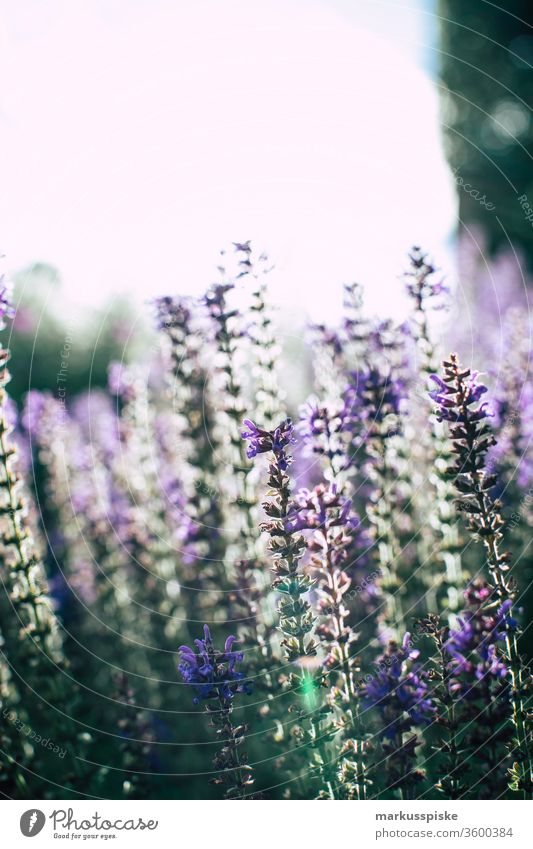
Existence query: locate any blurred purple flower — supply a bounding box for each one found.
[363,634,434,738]
[342,366,406,435]
[445,582,511,689]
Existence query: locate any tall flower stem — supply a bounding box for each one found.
[420,615,465,798]
[0,350,63,670]
[178,626,253,799]
[342,364,411,638]
[203,270,257,547]
[404,248,464,613]
[242,418,338,798]
[430,354,533,797]
[362,635,434,799]
[287,483,369,798]
[155,296,228,626]
[236,242,284,430]
[323,541,368,800]
[204,258,278,680]
[0,339,93,794]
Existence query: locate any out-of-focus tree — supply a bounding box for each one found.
[439,1,533,267]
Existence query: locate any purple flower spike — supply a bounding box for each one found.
[177,626,251,705]
[429,363,492,425]
[404,247,448,313]
[241,417,295,470]
[445,581,510,690]
[363,637,434,739]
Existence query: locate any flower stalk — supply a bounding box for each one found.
[430,354,533,797]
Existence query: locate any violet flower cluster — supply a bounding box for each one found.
[363,634,434,797]
[2,244,533,803]
[178,625,254,798]
[178,625,252,705]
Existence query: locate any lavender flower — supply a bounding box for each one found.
[243,417,316,659]
[285,484,359,534]
[241,417,295,470]
[178,625,254,798]
[429,371,491,424]
[178,625,251,704]
[0,289,99,794]
[154,295,227,624]
[364,635,434,732]
[341,364,411,638]
[445,585,513,798]
[402,250,464,614]
[307,283,367,398]
[4,244,533,802]
[288,483,370,798]
[108,360,148,410]
[311,324,344,360]
[308,323,346,398]
[430,353,533,797]
[446,592,510,684]
[298,399,347,481]
[243,417,340,798]
[71,390,120,466]
[404,247,448,316]
[342,282,368,354]
[23,391,159,684]
[422,582,513,799]
[235,242,284,430]
[342,365,407,439]
[363,634,434,797]
[202,257,279,667]
[0,393,62,668]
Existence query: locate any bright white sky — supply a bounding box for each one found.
[0,0,455,323]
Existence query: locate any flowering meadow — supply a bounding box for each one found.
[0,244,532,801]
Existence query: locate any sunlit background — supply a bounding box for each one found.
[1,0,454,324]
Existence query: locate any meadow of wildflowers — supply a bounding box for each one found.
[0,244,532,801]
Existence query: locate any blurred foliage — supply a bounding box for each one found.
[8,263,138,407]
[439,1,533,267]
